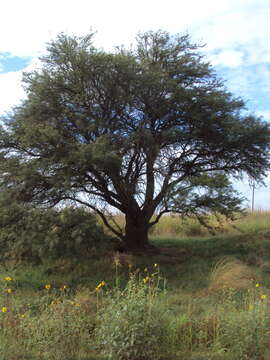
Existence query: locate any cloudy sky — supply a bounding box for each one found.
[1,0,269,209]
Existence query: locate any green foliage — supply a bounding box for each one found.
[95,274,168,360]
[21,300,93,360]
[0,192,110,261]
[218,305,269,359]
[0,218,270,359]
[0,30,269,249]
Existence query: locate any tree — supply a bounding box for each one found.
[0,31,269,251]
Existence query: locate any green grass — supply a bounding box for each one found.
[1,211,270,359]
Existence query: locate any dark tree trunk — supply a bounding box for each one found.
[124,214,150,251]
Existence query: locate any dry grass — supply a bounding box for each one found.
[100,211,270,239]
[112,251,135,268]
[208,258,256,292]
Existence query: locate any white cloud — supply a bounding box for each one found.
[258,110,270,121]
[0,0,267,56]
[0,57,41,114]
[0,71,25,114]
[208,50,244,68]
[199,6,270,49]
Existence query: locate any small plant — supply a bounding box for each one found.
[95,271,168,360]
[20,299,94,360]
[218,304,270,359]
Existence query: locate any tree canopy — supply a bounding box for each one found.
[1,30,270,250]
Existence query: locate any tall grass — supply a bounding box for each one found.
[0,257,270,359]
[102,211,270,238]
[0,211,270,359]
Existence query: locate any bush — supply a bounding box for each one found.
[20,299,94,360]
[0,191,111,261]
[95,274,168,360]
[217,305,270,360]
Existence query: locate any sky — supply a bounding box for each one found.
[0,0,269,209]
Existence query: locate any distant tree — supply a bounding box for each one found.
[0,31,269,250]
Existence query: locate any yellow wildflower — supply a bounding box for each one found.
[20,314,25,318]
[255,283,260,288]
[261,294,267,300]
[45,284,51,290]
[1,307,7,313]
[51,300,60,305]
[4,276,12,281]
[143,276,149,284]
[95,281,106,291]
[154,263,158,268]
[5,289,12,294]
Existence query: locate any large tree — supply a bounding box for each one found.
[1,31,269,250]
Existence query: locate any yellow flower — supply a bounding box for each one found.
[5,289,12,294]
[74,302,80,307]
[20,314,25,318]
[45,284,51,290]
[144,268,148,272]
[143,276,149,284]
[51,300,59,305]
[4,276,12,281]
[1,307,7,313]
[95,281,106,291]
[154,263,158,268]
[60,285,68,290]
[261,294,267,300]
[255,283,260,288]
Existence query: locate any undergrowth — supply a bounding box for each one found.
[0,211,270,359]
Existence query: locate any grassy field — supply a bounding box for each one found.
[1,211,270,359]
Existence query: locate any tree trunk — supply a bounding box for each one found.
[124,214,150,251]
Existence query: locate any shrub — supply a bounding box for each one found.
[20,299,94,360]
[95,274,168,360]
[218,305,270,359]
[0,191,111,261]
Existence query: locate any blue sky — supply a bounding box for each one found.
[0,0,269,209]
[0,53,32,73]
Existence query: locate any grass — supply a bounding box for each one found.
[1,211,270,359]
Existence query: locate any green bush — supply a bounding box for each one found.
[20,300,94,360]
[218,305,270,360]
[0,191,110,261]
[95,274,168,360]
